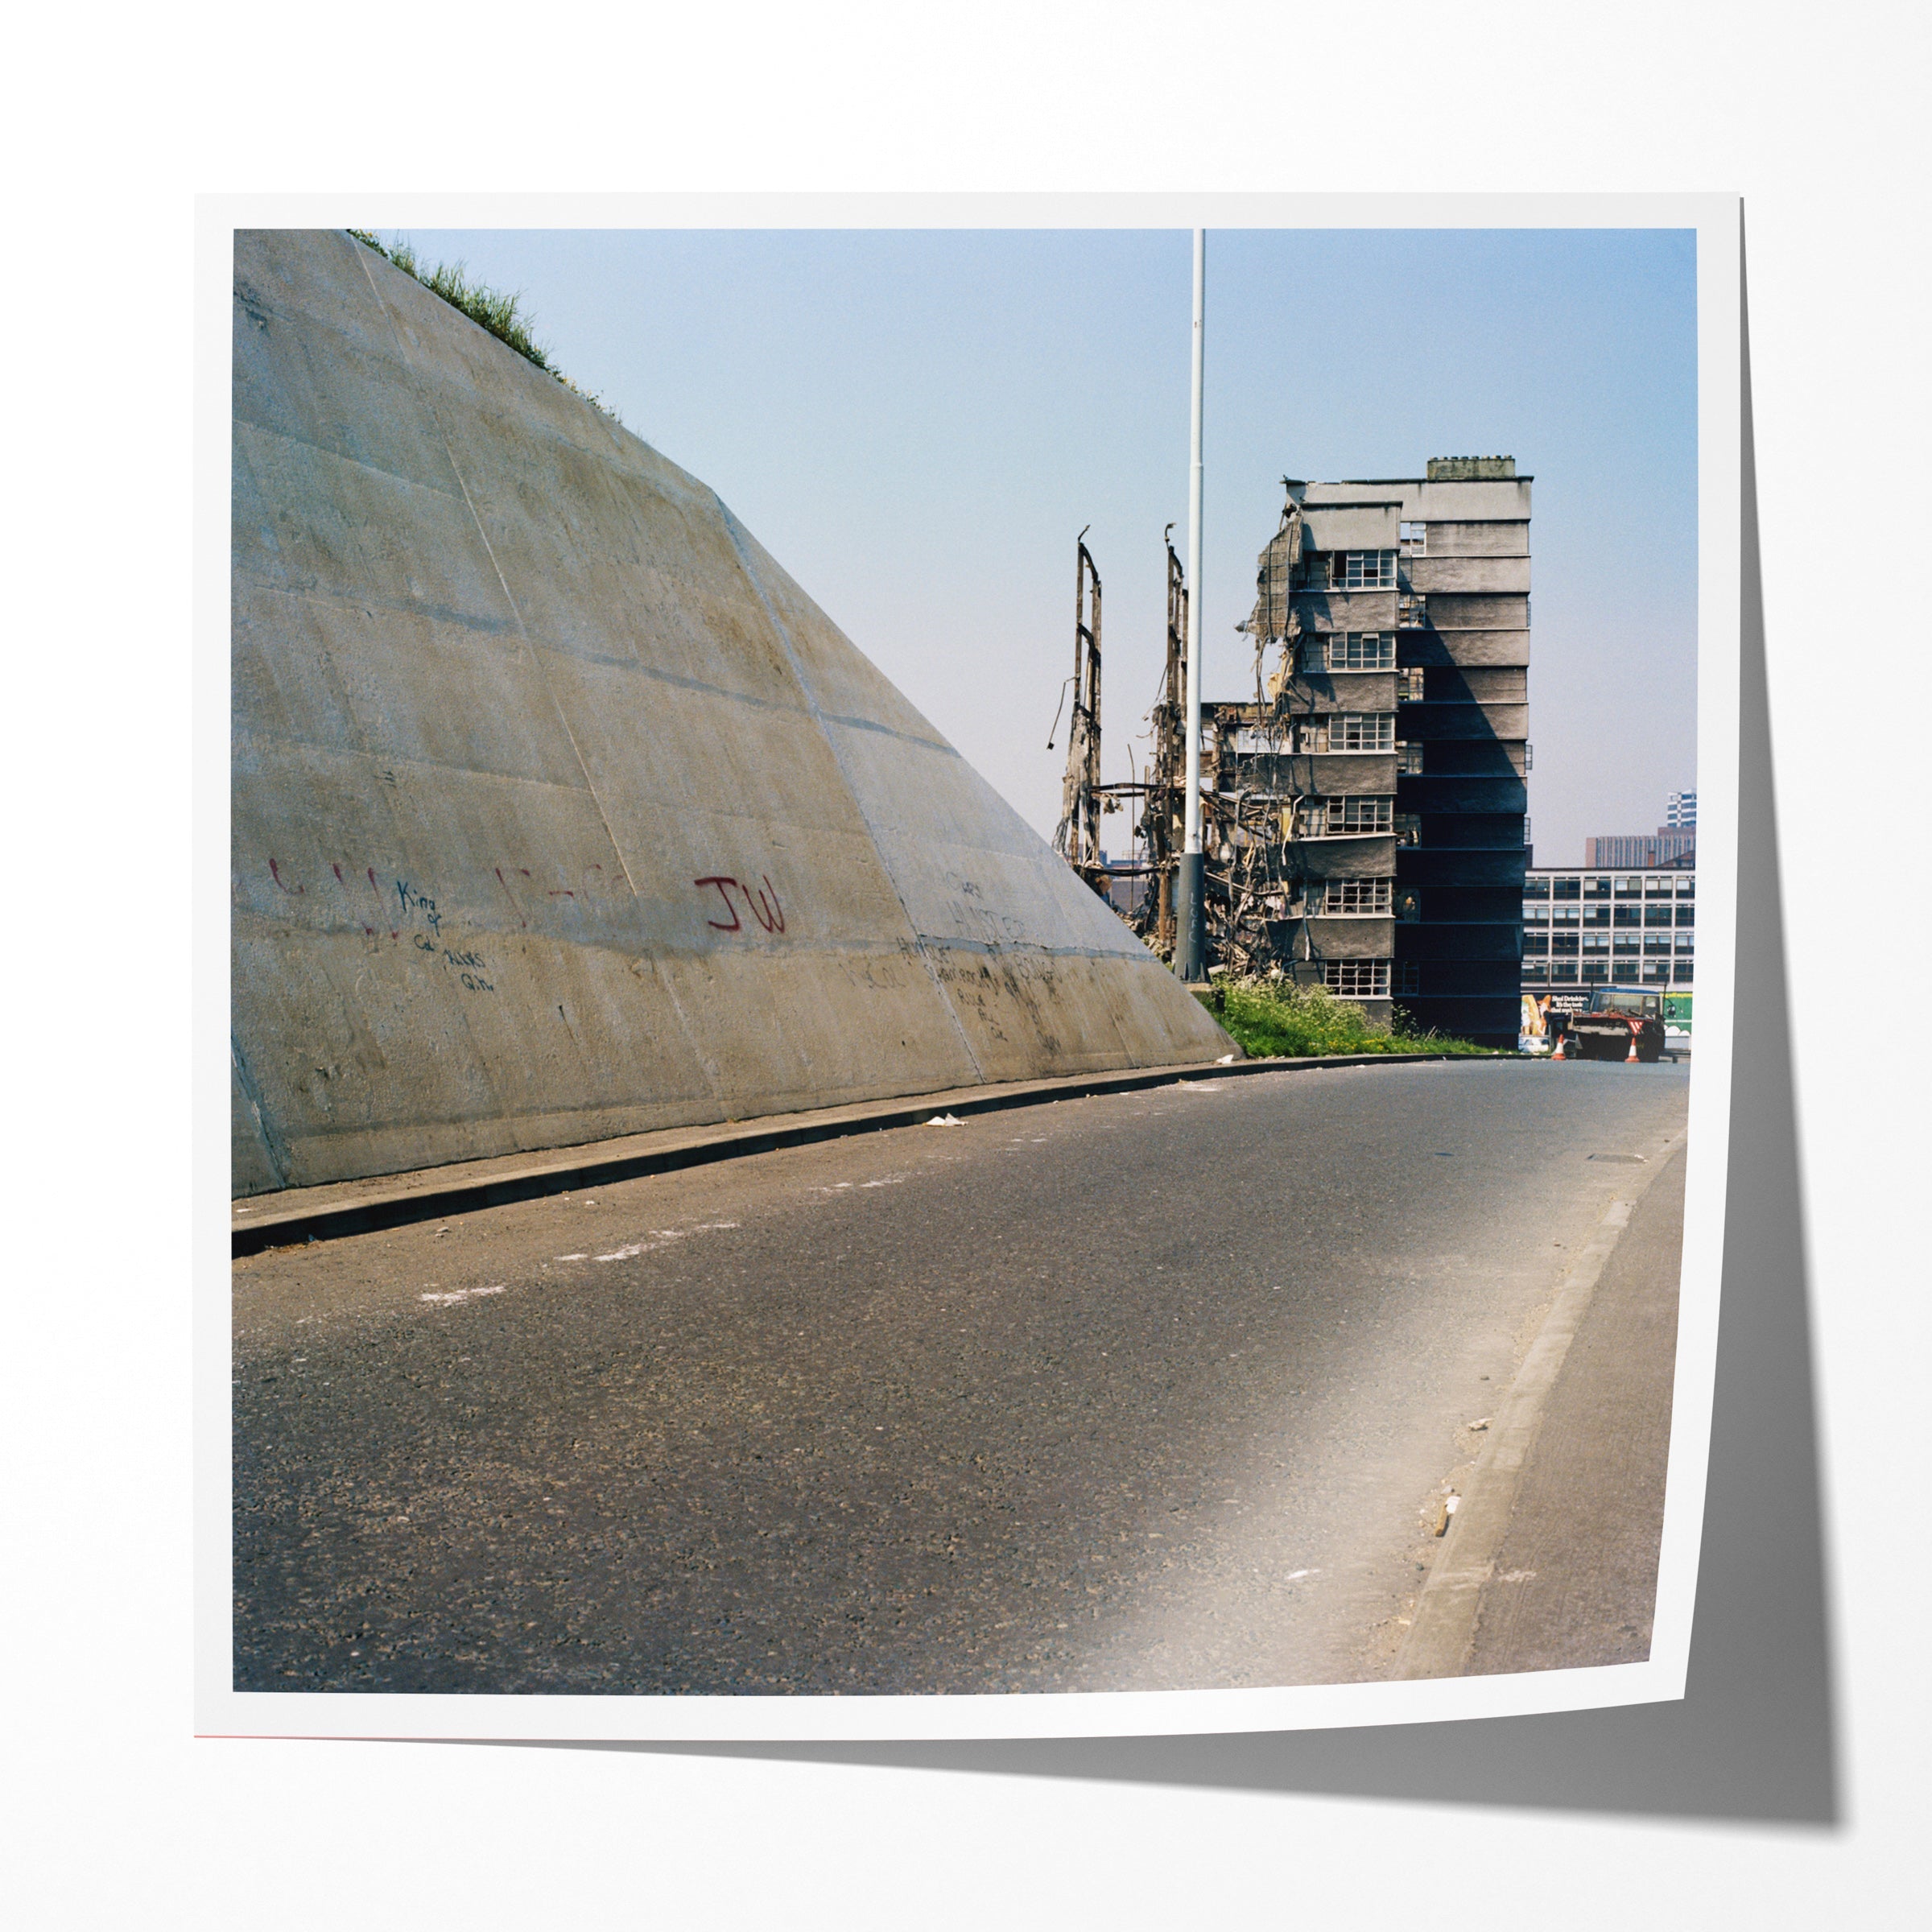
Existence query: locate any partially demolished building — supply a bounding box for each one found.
[1110,458,1530,1048]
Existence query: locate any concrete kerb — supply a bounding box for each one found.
[231,1050,1495,1257]
[1392,1126,1690,1681]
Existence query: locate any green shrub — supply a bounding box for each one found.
[1194,975,1493,1059]
[346,230,620,422]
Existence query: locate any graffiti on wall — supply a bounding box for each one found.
[258,858,791,992]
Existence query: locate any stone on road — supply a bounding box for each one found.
[231,1057,1689,1695]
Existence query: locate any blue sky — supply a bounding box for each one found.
[398,225,1697,864]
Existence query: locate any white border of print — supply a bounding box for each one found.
[196,190,1740,1744]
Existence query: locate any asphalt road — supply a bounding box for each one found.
[232,1057,1690,1695]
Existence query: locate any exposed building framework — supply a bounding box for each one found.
[1052,531,1105,889]
[1063,458,1530,1047]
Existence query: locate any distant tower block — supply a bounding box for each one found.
[230,230,1229,1196]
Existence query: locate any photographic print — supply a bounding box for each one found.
[206,199,1738,1740]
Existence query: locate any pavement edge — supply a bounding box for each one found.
[1392,1128,1689,1682]
[232,1050,1493,1257]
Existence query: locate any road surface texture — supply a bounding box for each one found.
[232,1057,1688,1695]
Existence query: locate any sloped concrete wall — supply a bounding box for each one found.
[232,229,1228,1194]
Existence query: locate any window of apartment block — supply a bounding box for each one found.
[1582,960,1610,982]
[1644,876,1674,897]
[1644,904,1674,927]
[1399,522,1426,555]
[1674,961,1695,984]
[1583,905,1610,927]
[1552,962,1579,983]
[1523,876,1550,902]
[1311,878,1393,916]
[1613,905,1642,927]
[1320,959,1392,999]
[1397,742,1424,774]
[1311,631,1397,671]
[1644,935,1673,956]
[1523,958,1550,981]
[1324,712,1397,753]
[1614,935,1641,953]
[1308,796,1393,836]
[1395,812,1422,846]
[1553,905,1581,926]
[1553,877,1583,901]
[1676,877,1696,899]
[1551,935,1580,956]
[1394,960,1421,996]
[1674,932,1695,954]
[1642,960,1670,984]
[1327,550,1398,591]
[1397,668,1426,703]
[1615,875,1642,897]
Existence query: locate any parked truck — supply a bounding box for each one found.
[1559,985,1668,1063]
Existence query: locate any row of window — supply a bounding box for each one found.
[1525,959,1690,985]
[1525,874,1695,901]
[1315,550,1399,592]
[1315,877,1388,916]
[1526,905,1695,928]
[1530,934,1694,956]
[1318,960,1422,999]
[1306,631,1398,672]
[1300,797,1398,837]
[1233,712,1399,755]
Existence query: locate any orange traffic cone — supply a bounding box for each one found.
[1625,1029,1639,1063]
[1551,1030,1567,1060]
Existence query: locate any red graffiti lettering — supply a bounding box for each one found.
[493,866,528,929]
[695,873,786,935]
[749,876,786,934]
[694,876,742,931]
[268,858,303,895]
[332,861,377,935]
[369,867,398,939]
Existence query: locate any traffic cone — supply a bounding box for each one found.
[1551,1030,1566,1060]
[1625,1029,1639,1063]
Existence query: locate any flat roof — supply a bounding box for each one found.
[1286,477,1537,487]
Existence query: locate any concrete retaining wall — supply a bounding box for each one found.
[231,229,1229,1195]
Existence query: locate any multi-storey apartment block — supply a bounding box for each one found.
[1198,456,1530,1046]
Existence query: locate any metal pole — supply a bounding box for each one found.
[1177,226,1208,980]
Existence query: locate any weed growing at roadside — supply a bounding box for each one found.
[1195,975,1496,1059]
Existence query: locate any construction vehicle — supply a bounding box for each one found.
[1561,985,1667,1062]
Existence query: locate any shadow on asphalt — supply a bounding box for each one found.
[464,217,1841,1827]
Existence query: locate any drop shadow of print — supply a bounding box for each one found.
[478,217,1839,1827]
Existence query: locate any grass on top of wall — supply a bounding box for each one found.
[347,231,621,423]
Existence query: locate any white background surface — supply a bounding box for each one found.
[10,5,1922,1925]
